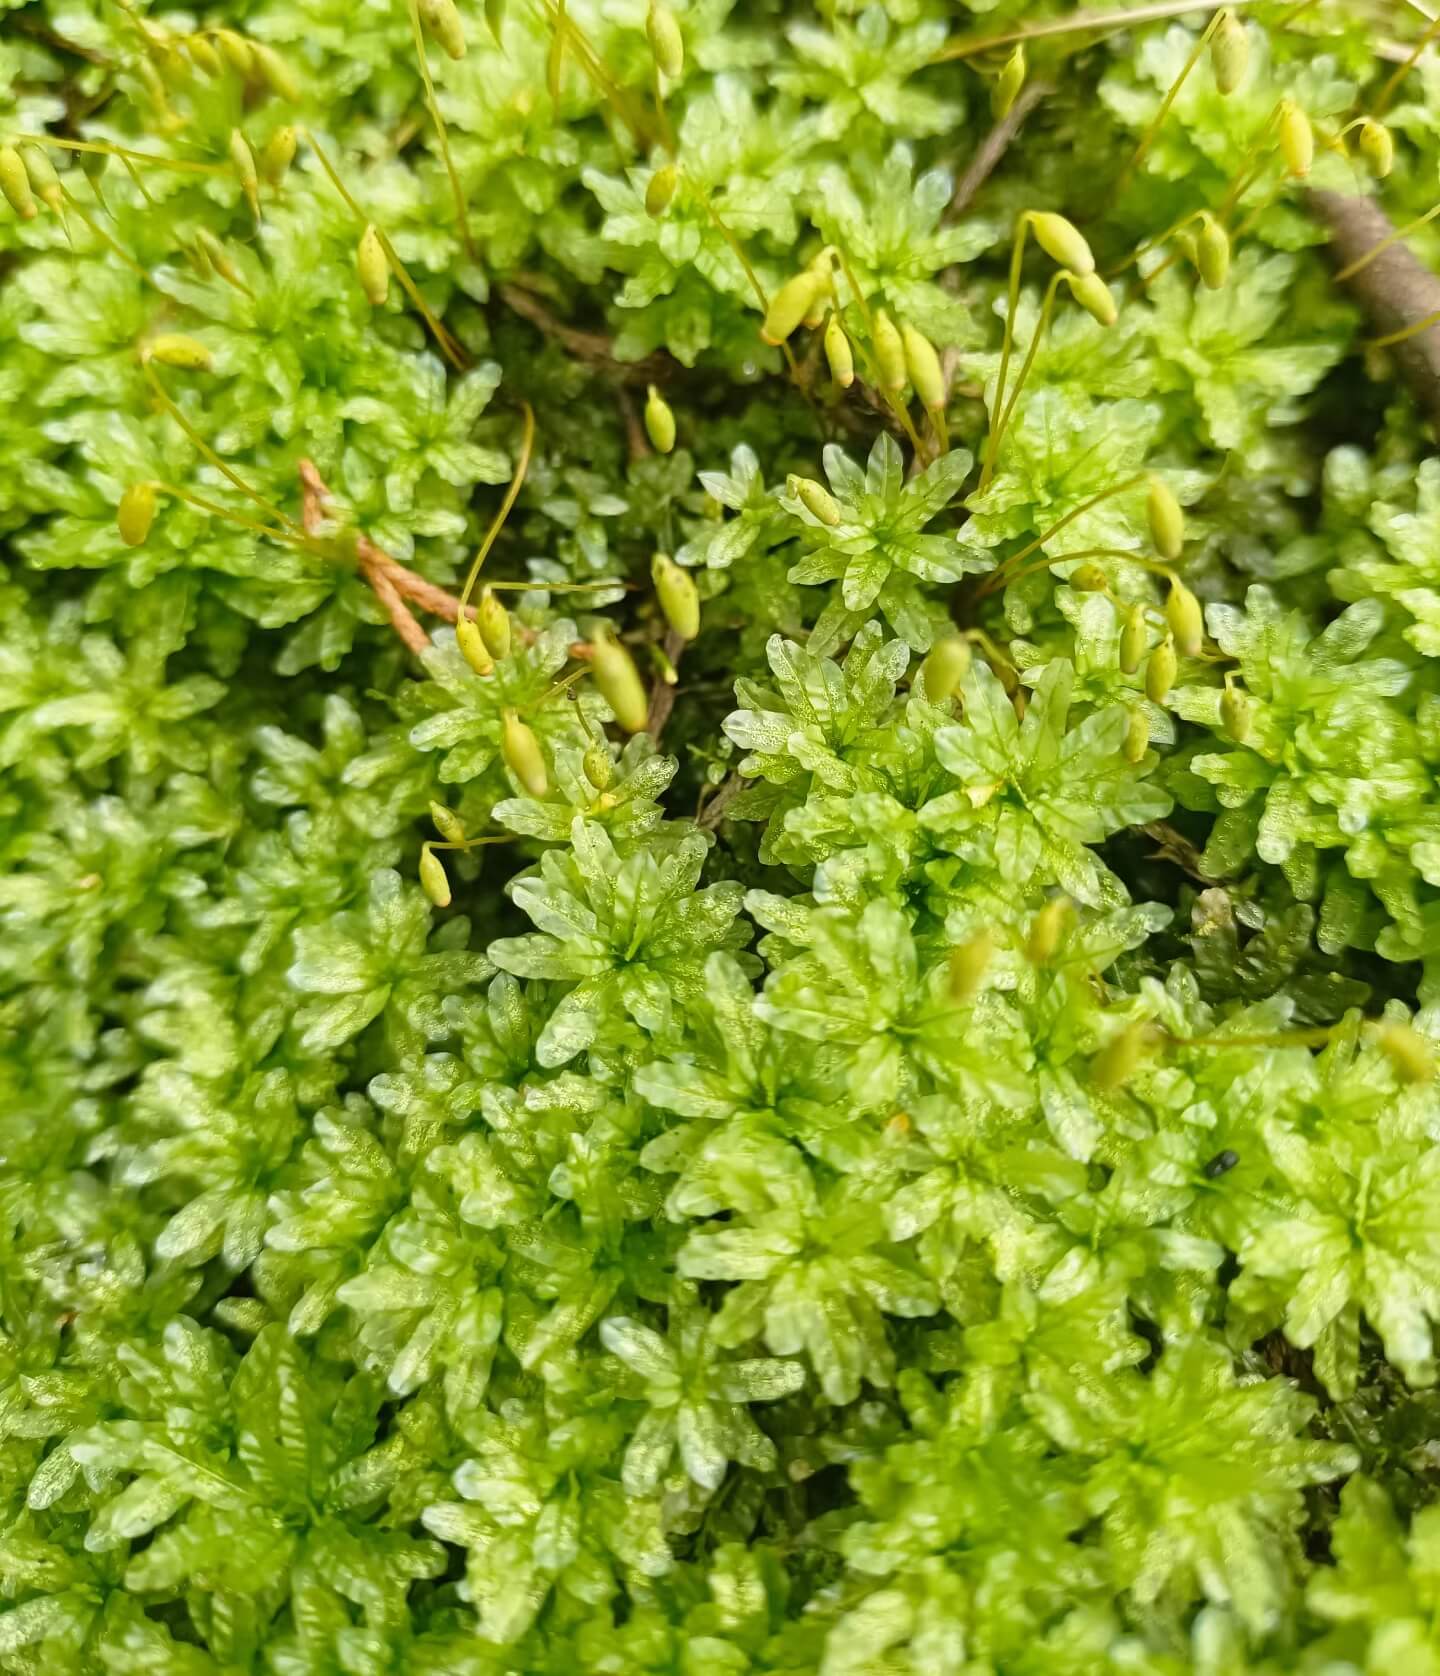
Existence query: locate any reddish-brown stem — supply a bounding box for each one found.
[302,458,472,652]
[371,549,474,621]
[360,549,429,654]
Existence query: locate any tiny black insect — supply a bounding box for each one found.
[1202,1148,1239,1179]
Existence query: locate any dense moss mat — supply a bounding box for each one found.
[6,1,1440,1670]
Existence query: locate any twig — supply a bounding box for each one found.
[617,385,651,462]
[646,628,686,739]
[1308,189,1440,436]
[697,770,746,830]
[939,350,982,403]
[1137,820,1211,881]
[498,282,668,381]
[948,81,1054,221]
[9,15,112,64]
[939,84,1052,413]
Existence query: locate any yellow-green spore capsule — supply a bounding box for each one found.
[229,129,260,217]
[430,801,467,843]
[215,29,255,75]
[824,311,854,388]
[1373,1020,1434,1084]
[948,930,993,1004]
[1196,214,1230,290]
[645,163,678,217]
[1065,270,1117,327]
[357,224,389,306]
[157,41,193,86]
[1123,705,1149,764]
[591,627,650,733]
[761,270,823,346]
[644,384,676,453]
[993,44,1025,119]
[584,743,613,791]
[920,634,971,704]
[653,553,701,641]
[420,0,467,58]
[136,57,168,108]
[1166,576,1203,658]
[21,144,63,213]
[260,125,297,187]
[1028,211,1094,276]
[1026,895,1072,964]
[251,41,302,102]
[901,322,945,412]
[195,228,246,290]
[1278,99,1314,178]
[478,587,512,660]
[1358,118,1394,180]
[873,309,907,393]
[1220,680,1252,744]
[794,477,841,527]
[147,333,213,370]
[419,845,452,907]
[1119,602,1148,675]
[1210,10,1248,95]
[1091,1021,1155,1092]
[117,483,157,547]
[0,145,37,220]
[187,33,224,76]
[1070,563,1109,593]
[1147,475,1185,562]
[456,614,495,676]
[501,708,548,796]
[801,253,834,329]
[1145,635,1178,703]
[647,0,684,79]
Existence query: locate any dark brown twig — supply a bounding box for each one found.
[646,629,686,739]
[697,770,745,830]
[936,82,1053,416]
[617,385,651,463]
[948,81,1055,222]
[10,13,112,64]
[1137,820,1211,882]
[498,283,668,382]
[1309,189,1440,436]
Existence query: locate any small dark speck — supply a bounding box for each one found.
[1203,1149,1239,1179]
